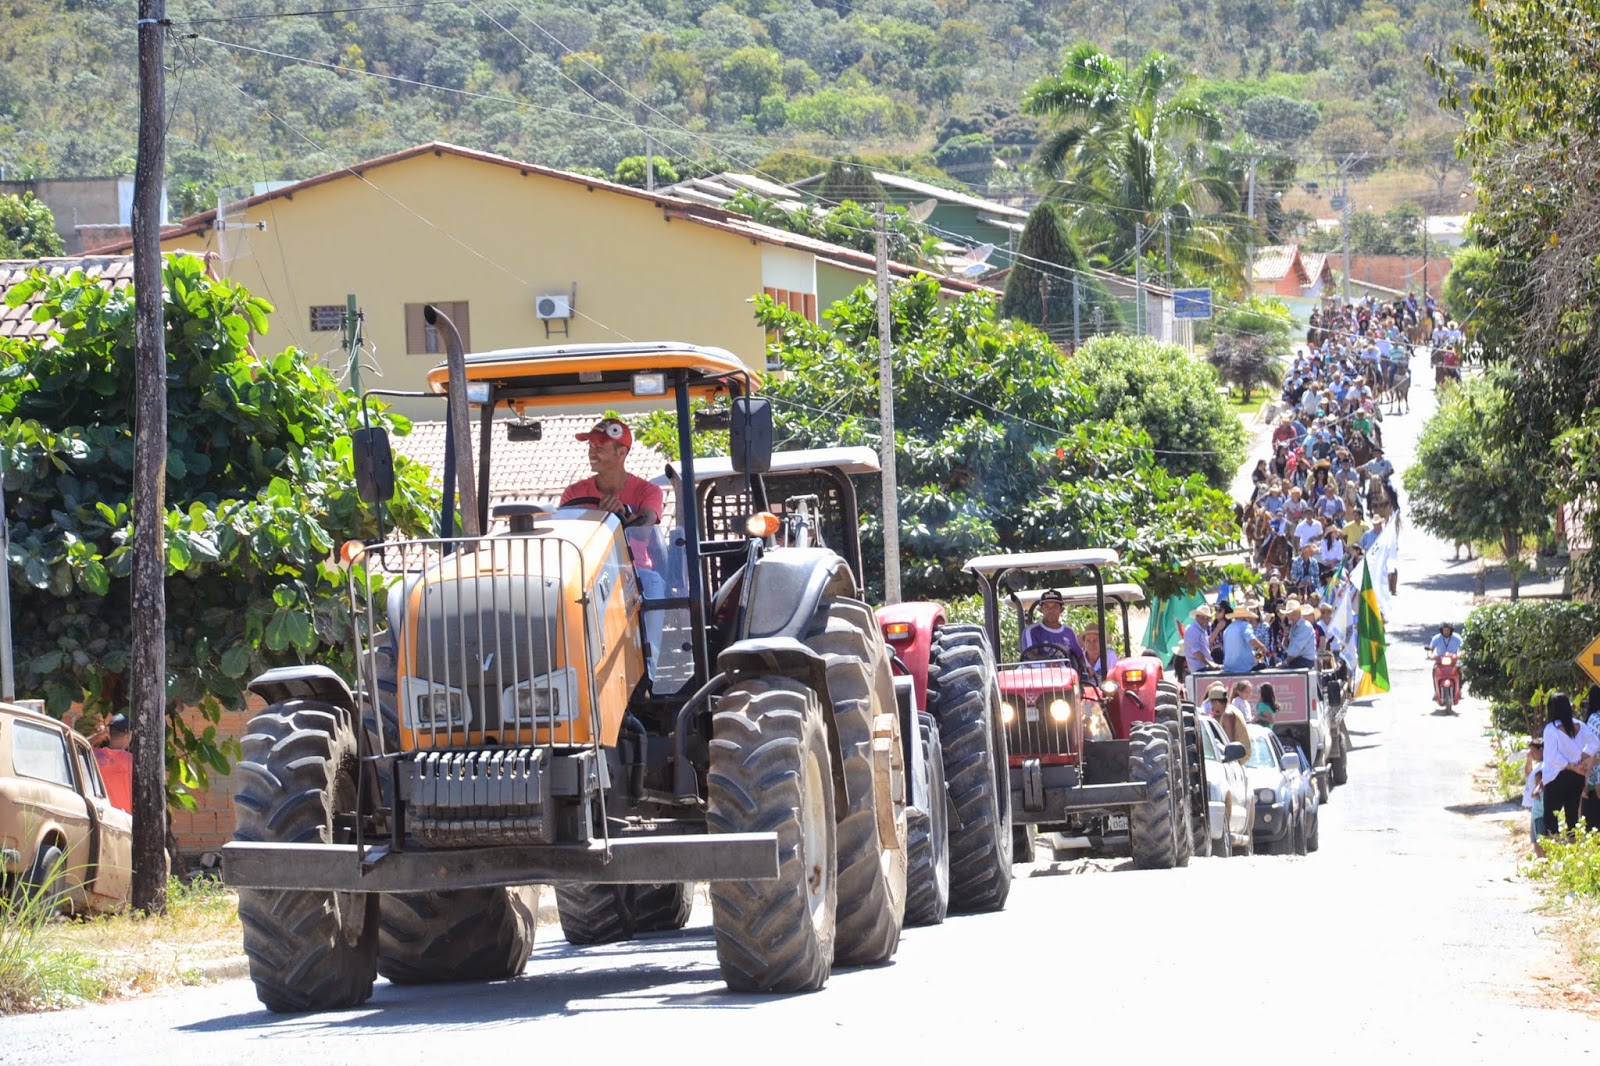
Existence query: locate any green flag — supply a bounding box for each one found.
[1356,561,1390,696]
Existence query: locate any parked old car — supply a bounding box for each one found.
[0,701,132,913]
[1199,715,1252,856]
[1247,725,1311,856]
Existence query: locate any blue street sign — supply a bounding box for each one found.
[1173,288,1212,320]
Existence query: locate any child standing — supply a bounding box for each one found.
[1525,739,1545,858]
[1255,682,1280,727]
[1230,680,1254,725]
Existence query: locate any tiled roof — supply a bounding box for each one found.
[1300,252,1332,281]
[1252,245,1306,284]
[392,415,672,510]
[1,255,135,341]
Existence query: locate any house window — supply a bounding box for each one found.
[404,301,471,355]
[308,305,344,332]
[761,287,816,371]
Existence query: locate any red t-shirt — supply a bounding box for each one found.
[94,747,133,814]
[561,474,665,569]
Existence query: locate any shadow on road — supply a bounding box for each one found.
[1444,799,1519,817]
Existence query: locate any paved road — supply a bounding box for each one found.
[7,350,1599,1062]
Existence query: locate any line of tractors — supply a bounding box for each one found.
[220,336,1276,1013]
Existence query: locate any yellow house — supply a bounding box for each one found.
[94,142,987,419]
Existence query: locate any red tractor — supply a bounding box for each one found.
[965,550,1203,869]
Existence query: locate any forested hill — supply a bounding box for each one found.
[0,0,1476,213]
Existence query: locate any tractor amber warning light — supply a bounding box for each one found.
[1122,669,1146,686]
[883,621,914,641]
[746,512,781,537]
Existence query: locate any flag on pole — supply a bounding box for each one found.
[1355,560,1390,696]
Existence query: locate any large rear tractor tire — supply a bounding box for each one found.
[555,884,638,946]
[378,887,537,983]
[803,598,906,968]
[1162,719,1192,868]
[233,702,378,1014]
[1127,721,1179,870]
[707,677,837,993]
[926,626,1012,913]
[1182,710,1209,859]
[633,883,694,932]
[904,715,950,927]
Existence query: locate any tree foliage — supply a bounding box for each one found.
[1459,600,1600,734]
[757,278,1241,602]
[1401,373,1550,600]
[1067,334,1245,488]
[0,255,437,806]
[0,193,64,259]
[997,201,1124,340]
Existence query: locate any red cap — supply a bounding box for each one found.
[575,419,632,448]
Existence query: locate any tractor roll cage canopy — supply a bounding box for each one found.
[964,549,1121,676]
[424,341,754,409]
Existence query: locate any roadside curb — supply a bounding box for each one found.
[195,955,250,982]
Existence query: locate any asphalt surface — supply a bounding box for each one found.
[7,349,1598,1062]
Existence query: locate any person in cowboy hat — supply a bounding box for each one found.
[1212,679,1252,750]
[1183,604,1220,673]
[1023,589,1093,677]
[1282,602,1320,670]
[1222,604,1268,672]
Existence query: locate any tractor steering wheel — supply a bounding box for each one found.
[563,495,650,528]
[1020,642,1074,664]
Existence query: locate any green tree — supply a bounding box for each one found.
[1024,44,1238,282]
[814,159,887,206]
[1068,335,1246,488]
[0,255,437,806]
[612,155,680,187]
[0,193,65,259]
[757,278,1241,602]
[1401,374,1549,600]
[998,201,1124,341]
[720,46,782,115]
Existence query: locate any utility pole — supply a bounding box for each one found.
[645,131,655,193]
[1245,160,1258,294]
[1039,274,1052,338]
[131,0,169,916]
[1337,153,1365,304]
[874,207,901,604]
[344,294,363,397]
[1163,215,1173,289]
[1134,221,1145,336]
[1419,212,1429,299]
[1072,275,1081,347]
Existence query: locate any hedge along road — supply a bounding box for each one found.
[5,345,1599,1062]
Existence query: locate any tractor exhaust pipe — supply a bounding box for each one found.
[425,304,481,538]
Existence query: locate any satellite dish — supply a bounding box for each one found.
[907,198,938,223]
[953,243,995,276]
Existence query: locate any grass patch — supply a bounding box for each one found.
[2,873,242,1013]
[1224,392,1270,419]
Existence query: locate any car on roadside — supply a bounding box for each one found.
[1284,741,1320,853]
[0,700,133,913]
[1247,725,1311,856]
[1199,714,1252,856]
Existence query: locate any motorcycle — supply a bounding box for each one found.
[1433,653,1462,715]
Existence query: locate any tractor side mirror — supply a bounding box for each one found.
[730,396,773,475]
[353,427,396,504]
[1223,742,1247,763]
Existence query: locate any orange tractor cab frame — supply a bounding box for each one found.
[222,329,913,1011]
[965,550,1196,870]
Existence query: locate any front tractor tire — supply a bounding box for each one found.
[803,598,907,968]
[233,702,378,1014]
[378,887,537,984]
[707,677,838,993]
[1127,721,1180,870]
[926,625,1012,913]
[903,715,950,927]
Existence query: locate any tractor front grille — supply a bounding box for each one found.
[999,663,1080,761]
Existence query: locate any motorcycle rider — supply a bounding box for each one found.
[1426,622,1464,706]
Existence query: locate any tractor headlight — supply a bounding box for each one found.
[405,680,469,729]
[503,667,580,724]
[1101,680,1118,695]
[1001,702,1016,724]
[1049,698,1072,722]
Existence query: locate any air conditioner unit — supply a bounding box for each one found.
[535,293,571,320]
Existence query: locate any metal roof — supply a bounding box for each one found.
[964,548,1120,576]
[685,446,882,482]
[1012,583,1146,609]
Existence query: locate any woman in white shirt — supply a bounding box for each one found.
[1540,692,1600,837]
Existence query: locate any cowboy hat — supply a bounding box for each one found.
[1229,606,1260,621]
[1191,605,1214,621]
[1206,682,1228,700]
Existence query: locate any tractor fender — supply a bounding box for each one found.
[246,665,358,719]
[717,636,849,812]
[739,549,858,641]
[875,600,945,714]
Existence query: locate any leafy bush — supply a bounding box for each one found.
[1460,600,1600,733]
[1530,828,1600,898]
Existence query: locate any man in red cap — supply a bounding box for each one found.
[561,417,663,528]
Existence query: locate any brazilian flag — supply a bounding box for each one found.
[1356,561,1390,696]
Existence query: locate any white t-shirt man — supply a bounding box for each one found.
[1294,517,1324,549]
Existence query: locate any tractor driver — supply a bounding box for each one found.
[563,418,667,671]
[1022,589,1094,679]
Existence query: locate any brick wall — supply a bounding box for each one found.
[169,694,266,862]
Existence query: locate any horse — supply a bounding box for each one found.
[1365,476,1398,520]
[1386,370,1411,415]
[1345,430,1378,468]
[1259,533,1293,574]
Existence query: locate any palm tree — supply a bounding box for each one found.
[1024,44,1242,285]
